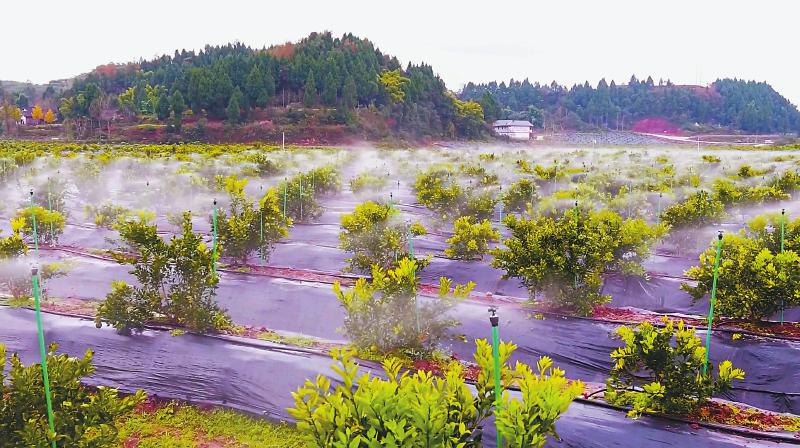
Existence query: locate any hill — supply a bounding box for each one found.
[460,76,800,134]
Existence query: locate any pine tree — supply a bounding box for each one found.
[303,70,317,108]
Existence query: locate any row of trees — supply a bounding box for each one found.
[462,76,800,133]
[61,32,488,139]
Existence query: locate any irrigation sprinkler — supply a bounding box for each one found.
[299,177,304,222]
[212,199,218,275]
[780,209,786,324]
[32,266,57,448]
[703,231,723,376]
[30,189,39,256]
[489,307,502,448]
[259,186,265,264]
[389,191,394,208]
[47,178,54,243]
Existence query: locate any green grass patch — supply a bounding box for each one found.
[256,330,317,348]
[116,400,304,447]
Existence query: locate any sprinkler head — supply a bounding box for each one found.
[783,208,786,215]
[29,189,33,197]
[31,266,38,276]
[488,307,499,327]
[213,199,217,207]
[718,230,723,240]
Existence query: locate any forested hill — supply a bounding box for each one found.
[460,77,800,134]
[54,32,485,140]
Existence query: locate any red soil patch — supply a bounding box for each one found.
[632,117,680,135]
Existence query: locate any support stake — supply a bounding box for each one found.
[212,199,218,275]
[32,267,57,448]
[489,307,502,448]
[704,231,723,375]
[780,208,786,324]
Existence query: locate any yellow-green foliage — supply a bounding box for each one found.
[445,216,500,260]
[15,206,66,245]
[289,341,580,448]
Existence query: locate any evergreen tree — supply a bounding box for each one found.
[226,87,243,124]
[304,70,317,108]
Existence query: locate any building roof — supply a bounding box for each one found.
[493,120,533,128]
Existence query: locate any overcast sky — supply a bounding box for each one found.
[3,1,797,105]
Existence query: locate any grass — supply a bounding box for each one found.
[116,400,305,447]
[256,330,317,348]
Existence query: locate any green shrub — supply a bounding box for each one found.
[339,201,426,272]
[414,168,463,219]
[445,216,500,260]
[289,340,581,448]
[492,209,662,315]
[349,172,387,193]
[660,190,724,229]
[0,343,146,446]
[502,178,538,213]
[0,218,26,258]
[606,319,744,417]
[98,212,230,334]
[334,258,472,354]
[85,202,132,228]
[215,176,291,264]
[682,232,800,321]
[701,155,721,163]
[16,206,66,245]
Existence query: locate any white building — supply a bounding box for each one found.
[492,120,534,140]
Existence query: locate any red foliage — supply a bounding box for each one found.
[632,117,680,135]
[268,42,295,59]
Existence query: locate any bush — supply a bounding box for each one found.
[277,167,340,224]
[682,232,800,321]
[605,319,744,417]
[334,258,472,354]
[445,217,500,260]
[0,218,26,258]
[660,190,724,229]
[349,172,387,193]
[16,206,66,245]
[339,200,426,272]
[492,209,663,315]
[98,212,230,334]
[701,155,721,163]
[502,178,538,213]
[414,167,463,219]
[289,340,581,448]
[0,343,146,446]
[85,202,132,228]
[215,176,291,264]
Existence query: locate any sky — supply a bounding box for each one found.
[2,0,798,105]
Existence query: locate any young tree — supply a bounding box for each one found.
[170,90,186,129]
[334,258,473,354]
[0,344,146,446]
[339,200,426,272]
[660,190,725,229]
[214,175,291,264]
[289,340,581,448]
[492,209,663,315]
[226,87,243,125]
[15,206,65,246]
[445,216,500,260]
[44,108,56,124]
[31,104,44,123]
[606,319,744,417]
[502,178,538,213]
[682,232,800,321]
[98,213,230,334]
[303,70,317,108]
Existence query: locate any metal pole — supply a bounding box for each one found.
[704,231,723,375]
[212,199,218,275]
[32,267,57,448]
[780,209,786,324]
[30,190,39,256]
[489,307,502,448]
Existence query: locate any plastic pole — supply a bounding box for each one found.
[704,231,723,375]
[657,192,662,224]
[299,178,303,222]
[574,201,579,289]
[32,268,57,448]
[260,207,264,263]
[490,309,502,448]
[30,190,39,256]
[410,229,419,333]
[212,199,218,275]
[47,181,54,243]
[498,186,503,222]
[780,209,786,324]
[283,179,287,218]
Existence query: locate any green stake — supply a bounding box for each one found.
[574,201,579,289]
[212,199,218,275]
[657,192,662,224]
[704,231,723,376]
[47,180,54,244]
[489,308,503,447]
[282,178,287,218]
[299,178,303,223]
[409,226,419,333]
[30,189,39,256]
[498,186,503,222]
[780,209,786,324]
[32,267,57,448]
